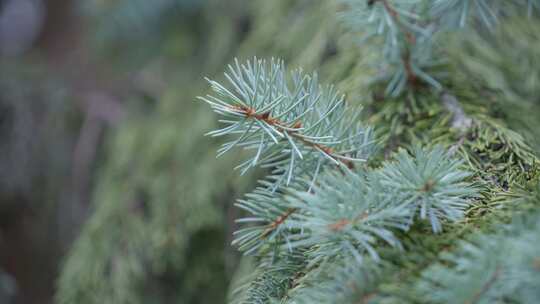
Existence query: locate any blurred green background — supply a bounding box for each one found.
[0,0,256,303]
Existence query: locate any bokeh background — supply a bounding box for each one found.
[0,0,257,303]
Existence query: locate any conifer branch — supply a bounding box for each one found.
[230,251,306,304]
[286,169,411,264]
[284,256,382,304]
[341,0,538,97]
[261,207,297,238]
[229,104,356,169]
[340,0,441,96]
[377,145,477,233]
[202,59,478,302]
[200,58,374,188]
[418,210,540,303]
[376,0,419,86]
[467,265,501,304]
[202,58,376,255]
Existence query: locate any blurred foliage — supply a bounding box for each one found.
[49,0,540,303]
[57,93,252,304]
[449,16,540,152]
[0,61,78,203]
[0,58,80,304]
[56,1,254,303]
[78,0,202,65]
[78,0,246,70]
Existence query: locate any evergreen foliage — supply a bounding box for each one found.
[377,146,477,233]
[55,0,540,303]
[452,15,540,151]
[286,169,410,264]
[339,0,540,96]
[200,1,540,303]
[200,58,372,186]
[202,58,479,303]
[284,257,381,304]
[417,208,540,303]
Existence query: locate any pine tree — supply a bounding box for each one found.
[200,1,540,303]
[56,0,540,303]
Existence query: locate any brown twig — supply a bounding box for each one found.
[466,266,500,304]
[376,0,418,87]
[233,105,356,169]
[231,103,359,238]
[261,208,297,238]
[328,211,370,232]
[328,218,351,231]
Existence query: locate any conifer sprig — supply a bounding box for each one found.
[432,0,540,28]
[230,251,307,304]
[229,145,478,302]
[340,0,441,96]
[341,0,538,96]
[286,169,410,264]
[378,145,477,233]
[201,58,376,255]
[232,185,299,255]
[199,58,373,187]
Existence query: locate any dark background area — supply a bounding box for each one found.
[0,1,249,303]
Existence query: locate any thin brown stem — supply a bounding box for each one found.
[231,103,358,238]
[466,266,500,304]
[377,0,418,86]
[327,211,370,231]
[261,208,297,238]
[233,105,356,169]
